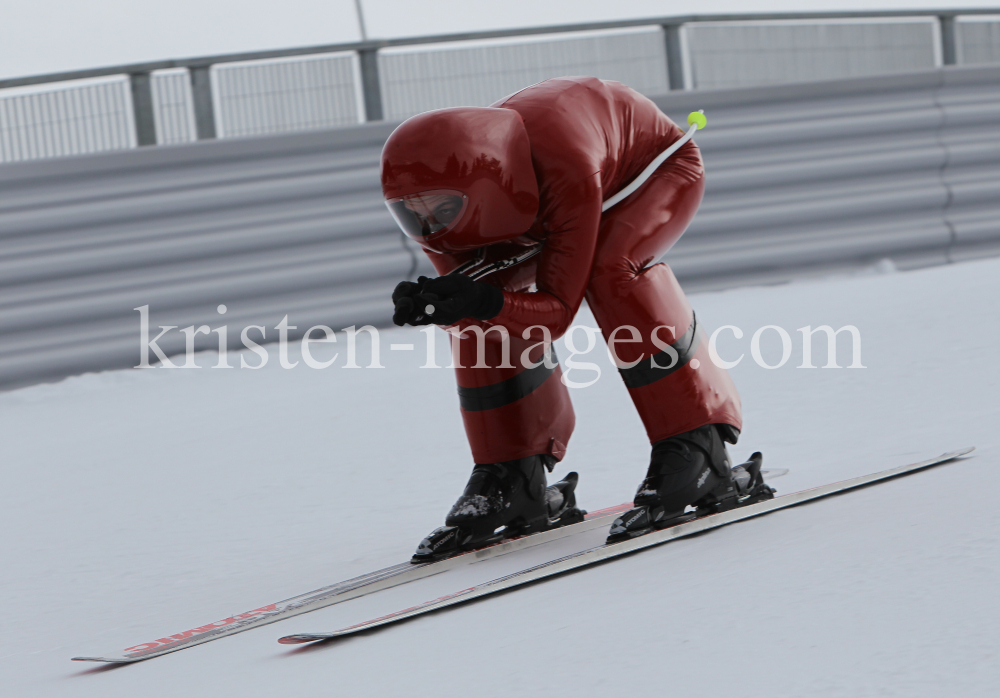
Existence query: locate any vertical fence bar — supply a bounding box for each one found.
[663,23,687,90]
[358,47,383,121]
[129,72,157,146]
[940,15,958,65]
[190,65,217,139]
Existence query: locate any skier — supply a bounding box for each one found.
[382,77,773,560]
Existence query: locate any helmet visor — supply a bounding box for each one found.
[386,190,467,241]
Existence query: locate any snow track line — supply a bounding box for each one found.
[278,448,973,645]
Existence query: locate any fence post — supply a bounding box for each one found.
[663,23,687,91]
[129,72,157,146]
[358,48,383,122]
[189,66,218,140]
[940,16,958,65]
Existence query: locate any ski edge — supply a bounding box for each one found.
[278,447,973,644]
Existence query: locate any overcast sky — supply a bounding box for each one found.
[2,0,998,81]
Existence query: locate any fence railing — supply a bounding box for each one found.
[1,10,999,163]
[1,64,997,390]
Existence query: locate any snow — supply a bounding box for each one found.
[450,494,493,518]
[2,255,999,696]
[3,0,999,80]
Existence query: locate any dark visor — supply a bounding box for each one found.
[386,191,467,240]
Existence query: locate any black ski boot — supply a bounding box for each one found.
[412,456,586,563]
[606,424,775,543]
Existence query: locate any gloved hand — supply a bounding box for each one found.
[391,279,427,326]
[416,274,505,326]
[390,275,504,327]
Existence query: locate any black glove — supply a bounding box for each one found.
[391,280,426,327]
[416,274,505,326]
[391,275,504,327]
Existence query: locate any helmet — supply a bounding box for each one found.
[381,107,539,253]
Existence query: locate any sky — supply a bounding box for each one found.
[2,0,999,81]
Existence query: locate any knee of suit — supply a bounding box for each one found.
[584,263,652,307]
[589,263,693,333]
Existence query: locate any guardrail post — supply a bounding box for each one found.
[358,48,383,122]
[189,66,217,140]
[129,72,157,146]
[940,16,958,65]
[663,24,687,91]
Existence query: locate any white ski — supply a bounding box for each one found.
[71,469,789,663]
[71,501,632,663]
[278,448,972,645]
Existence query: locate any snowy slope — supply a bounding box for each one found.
[1,256,998,697]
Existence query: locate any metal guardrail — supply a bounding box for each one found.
[1,10,999,162]
[0,64,997,390]
[654,66,1000,284]
[0,120,401,388]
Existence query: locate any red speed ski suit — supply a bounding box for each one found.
[393,77,741,464]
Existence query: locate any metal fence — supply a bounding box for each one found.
[1,10,1000,163]
[683,18,941,90]
[150,69,197,145]
[0,76,136,163]
[378,26,670,121]
[957,15,1000,63]
[1,64,997,390]
[212,51,365,138]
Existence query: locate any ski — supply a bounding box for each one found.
[70,501,633,663]
[70,468,788,663]
[278,448,972,646]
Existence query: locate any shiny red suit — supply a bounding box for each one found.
[381,77,742,464]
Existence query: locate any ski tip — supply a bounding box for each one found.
[278,635,323,645]
[71,656,131,663]
[936,446,975,462]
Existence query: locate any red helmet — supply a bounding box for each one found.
[381,107,540,253]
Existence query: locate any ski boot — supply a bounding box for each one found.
[412,455,587,563]
[606,424,775,543]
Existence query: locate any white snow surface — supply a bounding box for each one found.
[2,256,999,696]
